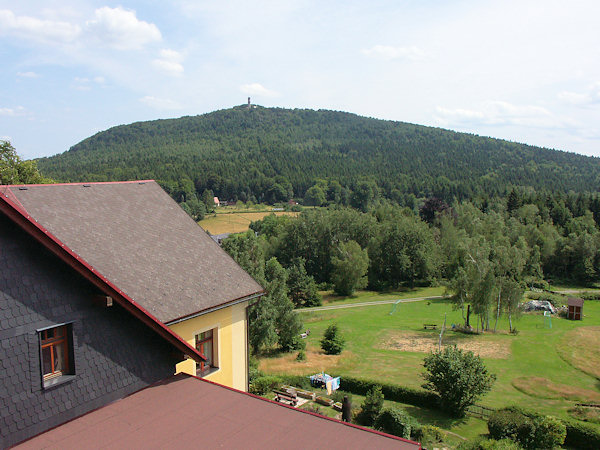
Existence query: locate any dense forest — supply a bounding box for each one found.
[37,106,600,208]
[222,192,600,352]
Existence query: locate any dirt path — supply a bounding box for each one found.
[296,296,446,312]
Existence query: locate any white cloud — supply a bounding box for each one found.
[139,96,181,110]
[152,48,184,75]
[0,9,81,44]
[434,101,572,129]
[16,71,39,78]
[0,106,27,117]
[85,7,161,50]
[361,45,425,61]
[558,82,600,106]
[240,83,278,97]
[72,76,106,91]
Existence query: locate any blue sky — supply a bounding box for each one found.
[1,0,600,160]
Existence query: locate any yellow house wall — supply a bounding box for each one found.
[169,301,248,391]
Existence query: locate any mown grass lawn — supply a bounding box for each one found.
[259,290,600,431]
[198,210,298,234]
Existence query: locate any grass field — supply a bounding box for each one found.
[259,288,600,436]
[198,210,298,234]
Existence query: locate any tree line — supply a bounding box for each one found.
[223,193,600,350]
[37,106,600,209]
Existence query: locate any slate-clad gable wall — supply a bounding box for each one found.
[0,214,179,448]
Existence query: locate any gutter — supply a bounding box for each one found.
[165,292,265,326]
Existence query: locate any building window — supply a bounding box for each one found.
[195,329,217,375]
[39,324,73,386]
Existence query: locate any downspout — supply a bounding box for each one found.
[245,304,250,392]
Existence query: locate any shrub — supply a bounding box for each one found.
[248,353,263,383]
[488,407,566,449]
[277,374,312,390]
[374,407,417,439]
[580,291,600,301]
[296,349,306,361]
[527,279,549,290]
[320,323,345,355]
[532,416,566,449]
[488,409,535,447]
[331,390,352,404]
[412,425,444,447]
[249,375,282,396]
[536,292,566,307]
[355,385,384,426]
[422,345,496,417]
[562,418,600,449]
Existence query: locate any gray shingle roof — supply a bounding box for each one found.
[7,181,263,323]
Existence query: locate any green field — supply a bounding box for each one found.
[259,288,600,438]
[198,209,298,234]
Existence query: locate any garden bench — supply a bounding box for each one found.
[273,389,298,406]
[423,324,437,330]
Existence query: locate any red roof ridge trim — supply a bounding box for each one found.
[6,179,156,188]
[0,192,206,364]
[0,185,27,213]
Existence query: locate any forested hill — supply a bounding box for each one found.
[37,105,600,203]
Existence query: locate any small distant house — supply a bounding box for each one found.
[210,233,231,246]
[567,297,584,320]
[213,196,220,206]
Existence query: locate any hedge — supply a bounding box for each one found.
[277,374,439,408]
[249,375,283,396]
[490,406,600,450]
[337,375,440,408]
[562,418,600,450]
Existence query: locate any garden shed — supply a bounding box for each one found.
[567,297,584,320]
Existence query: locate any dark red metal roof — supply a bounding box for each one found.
[15,374,421,449]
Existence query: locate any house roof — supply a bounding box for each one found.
[568,296,584,307]
[15,374,421,449]
[3,181,264,324]
[0,184,206,364]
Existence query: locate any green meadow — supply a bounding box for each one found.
[259,288,600,437]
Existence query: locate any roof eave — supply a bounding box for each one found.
[164,291,265,326]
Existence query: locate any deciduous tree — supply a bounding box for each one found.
[331,240,368,296]
[0,140,50,185]
[422,345,496,417]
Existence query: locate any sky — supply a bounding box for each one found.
[1,0,600,160]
